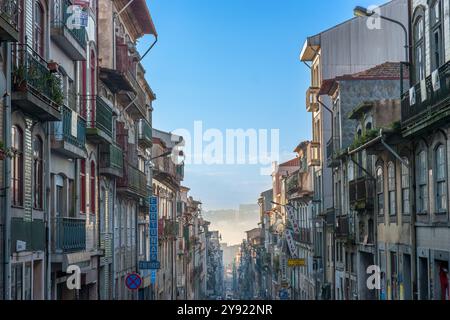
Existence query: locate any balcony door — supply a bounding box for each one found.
[34,1,45,57]
[55,175,64,218]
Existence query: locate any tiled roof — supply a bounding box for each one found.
[279,157,300,168]
[319,62,409,95]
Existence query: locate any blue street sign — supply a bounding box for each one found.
[279,289,289,300]
[149,196,160,274]
[139,261,161,270]
[125,273,142,290]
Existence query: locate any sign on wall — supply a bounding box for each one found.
[149,196,159,269]
[286,205,300,234]
[285,229,298,258]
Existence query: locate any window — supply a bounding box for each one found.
[90,161,96,214]
[435,144,447,212]
[376,166,384,216]
[34,1,45,56]
[11,264,23,300]
[12,126,23,207]
[18,0,25,42]
[413,11,425,82]
[388,162,396,216]
[80,159,86,214]
[430,0,443,71]
[401,158,410,215]
[33,136,43,210]
[417,150,428,213]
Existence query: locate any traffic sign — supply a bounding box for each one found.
[279,289,289,300]
[139,261,161,270]
[125,273,142,290]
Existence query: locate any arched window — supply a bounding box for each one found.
[388,162,396,216]
[90,161,96,214]
[33,136,43,210]
[34,1,45,56]
[401,158,410,215]
[376,166,384,216]
[80,159,86,214]
[430,0,443,70]
[417,150,428,213]
[12,126,24,207]
[435,144,447,212]
[413,9,425,82]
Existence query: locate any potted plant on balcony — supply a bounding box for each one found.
[0,141,13,160]
[12,65,27,91]
[47,60,59,73]
[45,73,64,106]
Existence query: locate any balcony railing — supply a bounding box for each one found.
[349,177,374,209]
[54,217,86,253]
[53,105,86,154]
[335,215,355,242]
[84,95,114,142]
[137,119,152,148]
[12,44,63,120]
[117,164,147,197]
[401,61,450,130]
[326,137,340,168]
[286,173,299,195]
[99,143,124,176]
[51,0,87,49]
[0,0,19,42]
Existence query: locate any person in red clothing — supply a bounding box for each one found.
[439,265,449,301]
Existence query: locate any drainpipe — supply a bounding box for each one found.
[45,121,51,300]
[3,42,12,300]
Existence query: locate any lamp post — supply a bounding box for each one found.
[353,6,410,96]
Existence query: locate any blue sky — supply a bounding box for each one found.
[139,0,377,210]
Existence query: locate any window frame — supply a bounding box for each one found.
[429,0,444,71]
[33,135,44,210]
[376,165,384,216]
[388,161,397,216]
[413,8,426,83]
[435,144,447,213]
[401,157,411,215]
[12,125,24,208]
[416,150,429,214]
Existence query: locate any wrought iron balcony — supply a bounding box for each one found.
[54,217,86,253]
[99,143,124,178]
[349,176,374,210]
[51,105,87,158]
[0,0,19,42]
[12,44,63,121]
[51,0,87,60]
[137,119,152,148]
[10,217,45,253]
[402,61,450,136]
[326,137,340,168]
[84,95,114,144]
[286,173,299,195]
[117,164,147,198]
[335,215,355,243]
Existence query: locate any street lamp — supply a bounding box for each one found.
[353,6,410,95]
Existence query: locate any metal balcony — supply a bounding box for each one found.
[54,217,86,253]
[12,44,63,121]
[349,177,374,210]
[84,95,114,144]
[51,105,87,159]
[117,164,147,198]
[10,218,45,253]
[326,137,340,168]
[99,143,124,178]
[51,0,87,60]
[137,119,152,148]
[335,215,355,243]
[0,0,19,42]
[402,61,450,137]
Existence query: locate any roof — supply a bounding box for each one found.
[293,140,311,153]
[279,157,300,168]
[319,62,409,95]
[129,0,157,36]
